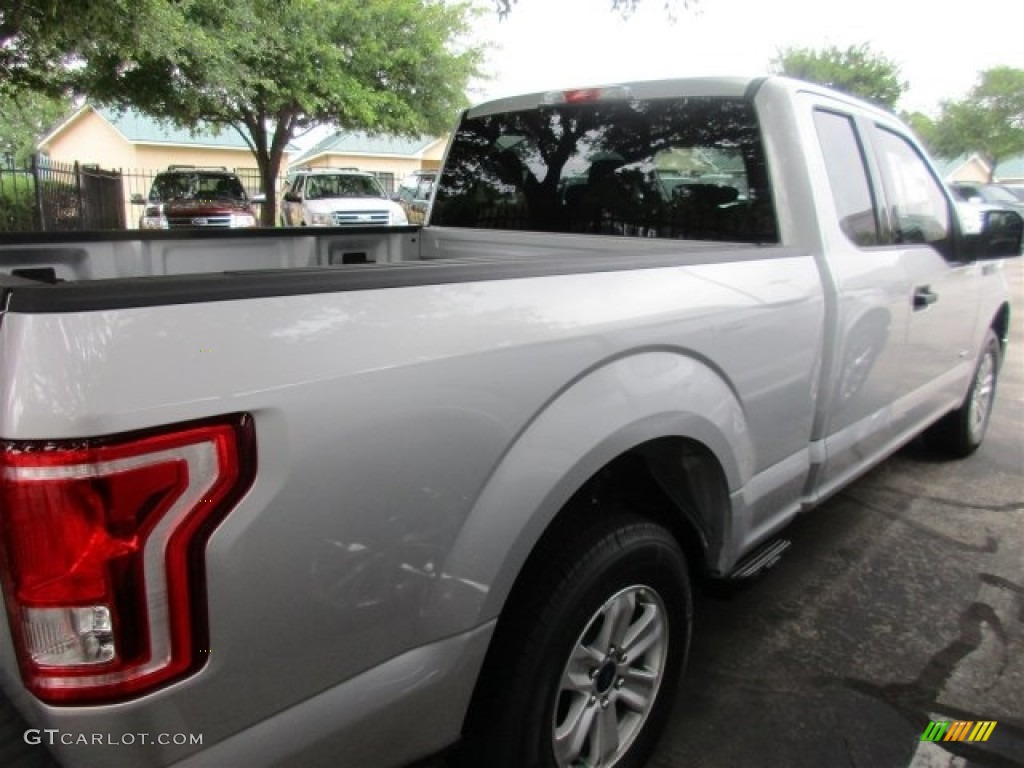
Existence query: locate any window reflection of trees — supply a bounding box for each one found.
[434,98,778,243]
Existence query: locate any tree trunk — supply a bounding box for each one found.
[254,147,277,227]
[261,118,293,227]
[234,111,290,227]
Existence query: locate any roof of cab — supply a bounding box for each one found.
[466,77,761,118]
[465,75,899,125]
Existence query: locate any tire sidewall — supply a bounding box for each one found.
[508,526,692,768]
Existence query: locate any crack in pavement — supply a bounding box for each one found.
[979,573,1024,623]
[842,597,1022,767]
[853,486,1024,514]
[840,490,1000,553]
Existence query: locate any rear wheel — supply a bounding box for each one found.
[926,329,1001,457]
[458,514,691,768]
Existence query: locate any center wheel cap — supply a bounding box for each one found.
[594,661,617,694]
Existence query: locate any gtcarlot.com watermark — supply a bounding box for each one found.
[25,729,203,747]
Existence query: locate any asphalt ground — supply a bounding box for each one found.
[2,261,1021,768]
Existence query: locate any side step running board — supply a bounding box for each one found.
[728,538,792,580]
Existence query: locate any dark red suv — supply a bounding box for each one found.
[132,166,264,229]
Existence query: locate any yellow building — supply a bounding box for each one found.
[37,105,299,226]
[37,105,293,184]
[936,153,992,184]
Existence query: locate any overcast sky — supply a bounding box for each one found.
[469,0,1023,115]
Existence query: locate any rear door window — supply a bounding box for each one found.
[813,110,881,246]
[433,96,777,243]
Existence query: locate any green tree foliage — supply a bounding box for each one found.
[902,111,938,150]
[0,89,72,166]
[1,3,67,94]
[929,67,1024,182]
[492,0,693,18]
[76,0,483,224]
[771,43,907,111]
[0,2,191,95]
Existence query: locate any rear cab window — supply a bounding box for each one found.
[812,110,883,247]
[432,95,778,244]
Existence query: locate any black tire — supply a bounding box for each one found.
[926,329,1002,457]
[457,514,692,768]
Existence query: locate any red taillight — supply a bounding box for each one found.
[0,415,255,704]
[563,88,604,104]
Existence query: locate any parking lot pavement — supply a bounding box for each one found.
[651,258,1024,768]
[2,263,1022,768]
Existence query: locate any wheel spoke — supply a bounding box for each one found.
[617,674,655,713]
[571,639,606,667]
[565,645,598,694]
[595,591,636,652]
[553,697,596,765]
[620,603,662,660]
[587,705,620,765]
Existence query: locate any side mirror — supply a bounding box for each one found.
[251,193,266,204]
[965,209,1023,260]
[130,193,147,205]
[282,192,300,203]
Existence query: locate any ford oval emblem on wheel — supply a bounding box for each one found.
[192,217,208,226]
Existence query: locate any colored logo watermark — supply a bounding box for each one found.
[921,720,997,743]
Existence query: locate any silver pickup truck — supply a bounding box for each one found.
[0,77,1020,768]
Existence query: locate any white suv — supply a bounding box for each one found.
[280,169,408,227]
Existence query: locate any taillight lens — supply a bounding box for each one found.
[0,415,255,704]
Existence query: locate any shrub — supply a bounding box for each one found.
[0,175,38,231]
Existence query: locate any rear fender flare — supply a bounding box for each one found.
[426,350,754,635]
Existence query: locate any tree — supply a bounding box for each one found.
[0,2,192,95]
[771,44,907,111]
[929,67,1024,182]
[492,0,688,16]
[900,111,939,151]
[0,88,72,166]
[76,0,483,225]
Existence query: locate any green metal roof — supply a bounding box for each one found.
[995,154,1024,180]
[96,107,297,151]
[290,131,440,167]
[934,154,973,177]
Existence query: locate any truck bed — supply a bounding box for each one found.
[0,225,783,313]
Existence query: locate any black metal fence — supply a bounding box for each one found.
[0,156,125,232]
[1,158,402,232]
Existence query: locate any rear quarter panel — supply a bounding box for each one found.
[0,251,822,764]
